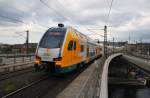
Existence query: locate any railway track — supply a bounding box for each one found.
[0,66,47,97]
[0,56,101,98]
[1,76,49,98]
[0,67,34,81]
[1,61,94,98]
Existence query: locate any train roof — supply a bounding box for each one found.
[48,27,67,31]
[47,25,99,46]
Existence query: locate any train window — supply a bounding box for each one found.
[73,41,76,50]
[81,45,84,52]
[68,40,73,51]
[39,28,66,48]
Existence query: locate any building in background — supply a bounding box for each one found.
[0,43,37,54]
[125,42,150,55]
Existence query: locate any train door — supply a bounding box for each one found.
[68,40,77,66]
[73,40,77,64]
[86,45,90,62]
[87,45,89,57]
[68,40,74,66]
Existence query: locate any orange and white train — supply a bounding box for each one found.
[34,24,102,73]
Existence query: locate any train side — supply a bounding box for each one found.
[34,25,101,73]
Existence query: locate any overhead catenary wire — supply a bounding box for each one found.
[105,0,111,8]
[82,0,115,40]
[0,14,49,29]
[40,0,72,23]
[106,0,114,25]
[15,31,27,39]
[55,0,67,11]
[0,2,49,29]
[0,14,26,24]
[87,29,104,37]
[103,0,115,57]
[104,0,115,40]
[55,0,74,21]
[87,29,114,38]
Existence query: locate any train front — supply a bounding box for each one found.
[34,25,66,73]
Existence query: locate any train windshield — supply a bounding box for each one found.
[39,28,66,48]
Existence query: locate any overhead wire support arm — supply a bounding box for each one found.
[87,29,104,37]
[15,32,27,39]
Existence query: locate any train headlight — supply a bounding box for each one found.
[35,55,41,64]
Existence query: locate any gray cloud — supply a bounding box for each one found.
[0,0,150,44]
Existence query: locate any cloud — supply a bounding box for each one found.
[0,0,150,44]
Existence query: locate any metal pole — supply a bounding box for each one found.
[129,32,130,44]
[126,41,128,54]
[26,30,29,54]
[113,37,114,54]
[104,25,107,57]
[141,39,142,55]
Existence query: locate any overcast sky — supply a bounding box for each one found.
[0,0,150,44]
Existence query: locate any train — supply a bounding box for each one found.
[34,24,102,74]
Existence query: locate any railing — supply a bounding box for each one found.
[0,54,35,73]
[0,62,33,73]
[76,53,123,98]
[76,57,106,98]
[0,53,35,58]
[0,54,35,65]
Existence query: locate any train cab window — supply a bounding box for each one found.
[68,40,73,50]
[73,41,76,50]
[39,28,66,48]
[81,45,84,52]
